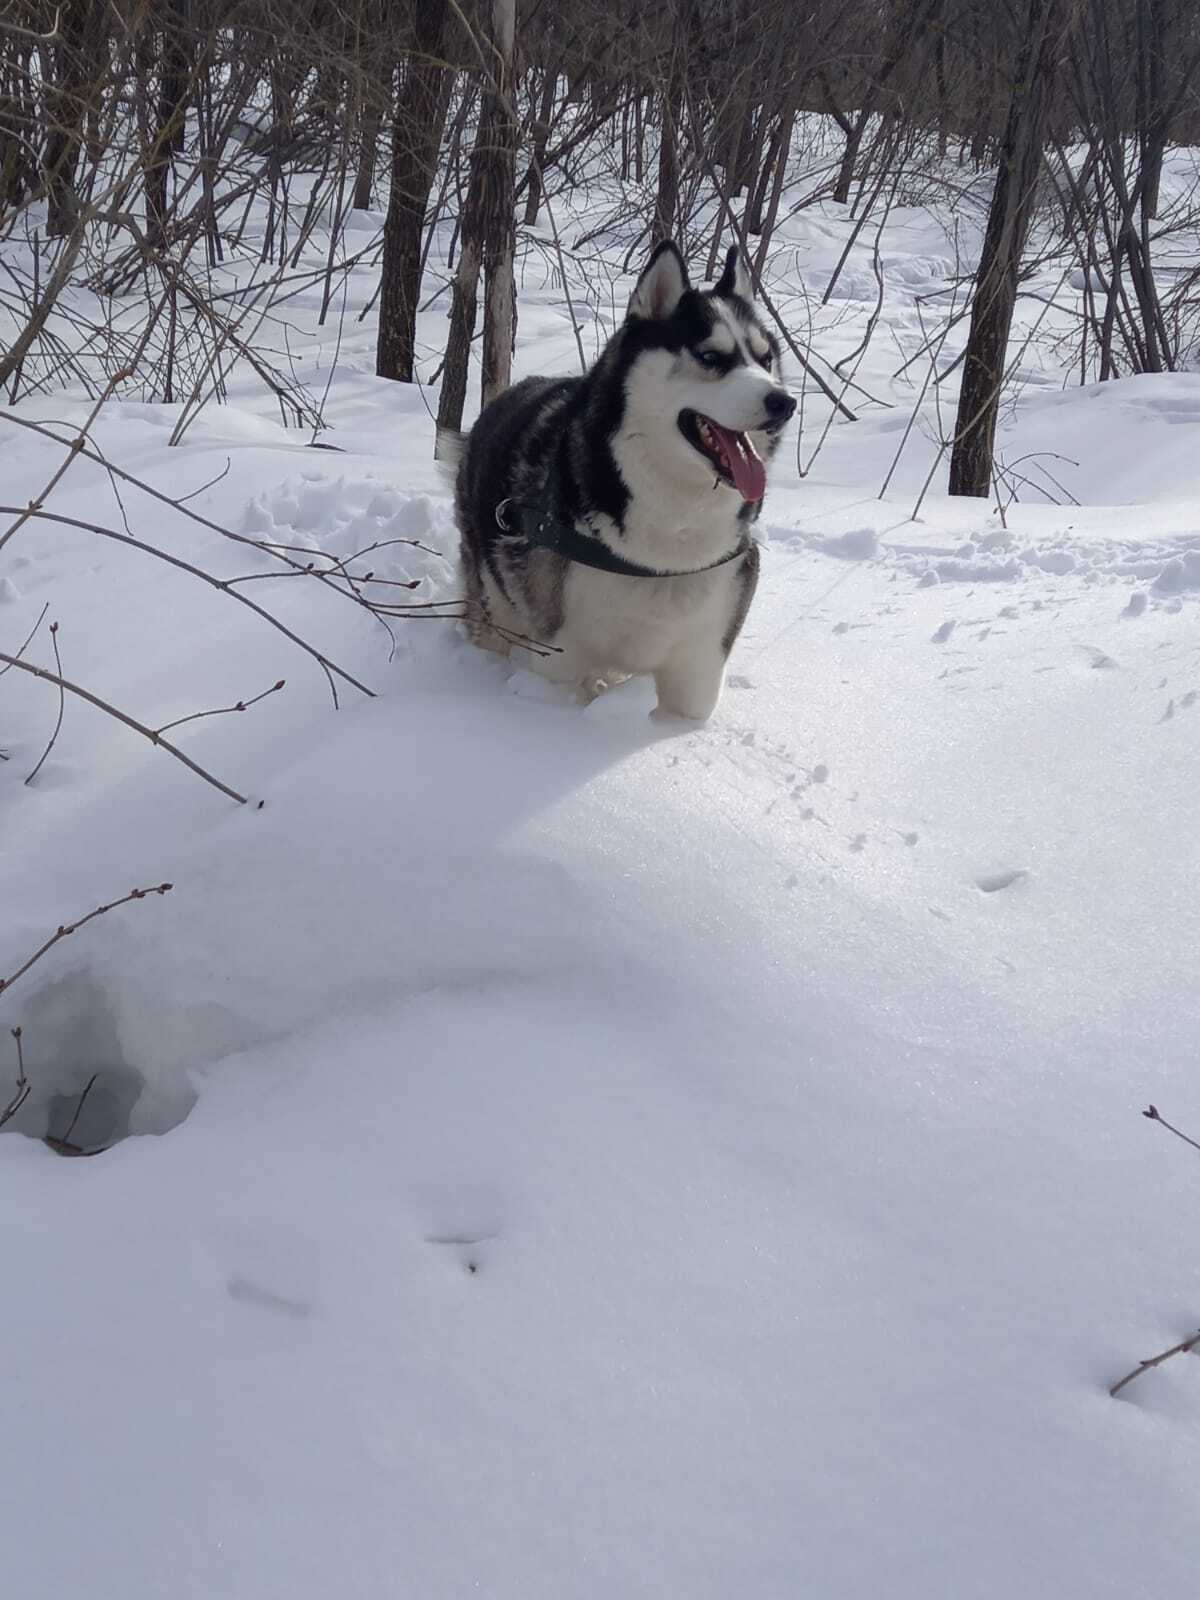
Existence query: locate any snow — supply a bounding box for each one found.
[3,132,1200,1599]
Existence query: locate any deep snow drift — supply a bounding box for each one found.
[2,141,1199,1599]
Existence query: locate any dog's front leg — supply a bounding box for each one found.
[652,646,727,722]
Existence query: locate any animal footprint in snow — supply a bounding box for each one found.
[426,1230,496,1278]
[1081,645,1118,670]
[227,1275,312,1318]
[931,620,956,643]
[975,868,1028,894]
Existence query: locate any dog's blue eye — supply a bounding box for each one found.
[697,350,722,369]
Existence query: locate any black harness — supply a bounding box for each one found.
[494,492,753,580]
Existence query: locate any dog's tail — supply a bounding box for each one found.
[434,425,467,491]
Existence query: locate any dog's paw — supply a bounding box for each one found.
[650,702,715,725]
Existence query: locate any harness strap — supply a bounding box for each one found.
[495,496,751,579]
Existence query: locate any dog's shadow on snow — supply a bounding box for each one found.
[389,648,703,842]
[0,641,711,1124]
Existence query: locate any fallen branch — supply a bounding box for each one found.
[44,1071,102,1156]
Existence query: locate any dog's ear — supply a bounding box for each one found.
[627,241,689,321]
[716,245,753,302]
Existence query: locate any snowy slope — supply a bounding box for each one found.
[3,155,1200,1599]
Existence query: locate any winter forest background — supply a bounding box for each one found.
[2,4,1200,1598]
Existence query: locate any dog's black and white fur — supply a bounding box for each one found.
[454,240,795,720]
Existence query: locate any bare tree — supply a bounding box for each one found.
[949,0,1080,497]
[376,0,451,382]
[436,0,518,437]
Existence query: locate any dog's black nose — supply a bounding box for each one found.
[764,388,796,423]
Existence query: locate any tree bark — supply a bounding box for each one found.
[0,44,35,211]
[651,4,691,247]
[436,0,518,433]
[949,0,1076,497]
[652,74,682,245]
[376,0,450,382]
[43,0,109,237]
[522,66,556,227]
[142,0,191,251]
[480,0,517,405]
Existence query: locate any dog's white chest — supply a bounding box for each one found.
[562,561,737,674]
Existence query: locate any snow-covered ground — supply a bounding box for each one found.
[3,138,1200,1597]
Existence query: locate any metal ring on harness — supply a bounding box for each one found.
[494,497,513,532]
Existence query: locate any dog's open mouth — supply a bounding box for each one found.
[679,410,766,503]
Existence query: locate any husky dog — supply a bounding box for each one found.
[454,240,796,720]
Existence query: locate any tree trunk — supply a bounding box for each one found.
[436,0,518,434]
[376,0,450,382]
[833,111,868,206]
[480,0,517,404]
[949,0,1076,497]
[522,67,556,227]
[826,1,941,205]
[143,0,191,251]
[0,45,35,211]
[352,95,384,209]
[652,73,682,245]
[43,0,109,237]
[751,99,797,274]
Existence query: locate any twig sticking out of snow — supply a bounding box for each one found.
[0,412,464,702]
[0,600,49,679]
[0,368,133,558]
[44,1072,102,1157]
[1,1029,29,1131]
[0,883,173,1001]
[0,885,173,1133]
[1142,1104,1200,1156]
[23,620,64,786]
[1109,1329,1200,1399]
[155,678,286,738]
[0,649,248,804]
[0,501,371,706]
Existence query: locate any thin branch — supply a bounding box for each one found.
[59,1072,99,1149]
[0,1028,29,1130]
[0,368,132,557]
[0,600,49,677]
[0,504,371,702]
[155,678,285,737]
[1143,1104,1200,1156]
[0,883,173,999]
[24,621,65,786]
[1110,1329,1200,1398]
[0,4,60,41]
[0,651,247,804]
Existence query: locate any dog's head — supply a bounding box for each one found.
[619,241,795,504]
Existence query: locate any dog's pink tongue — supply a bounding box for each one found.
[712,423,766,502]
